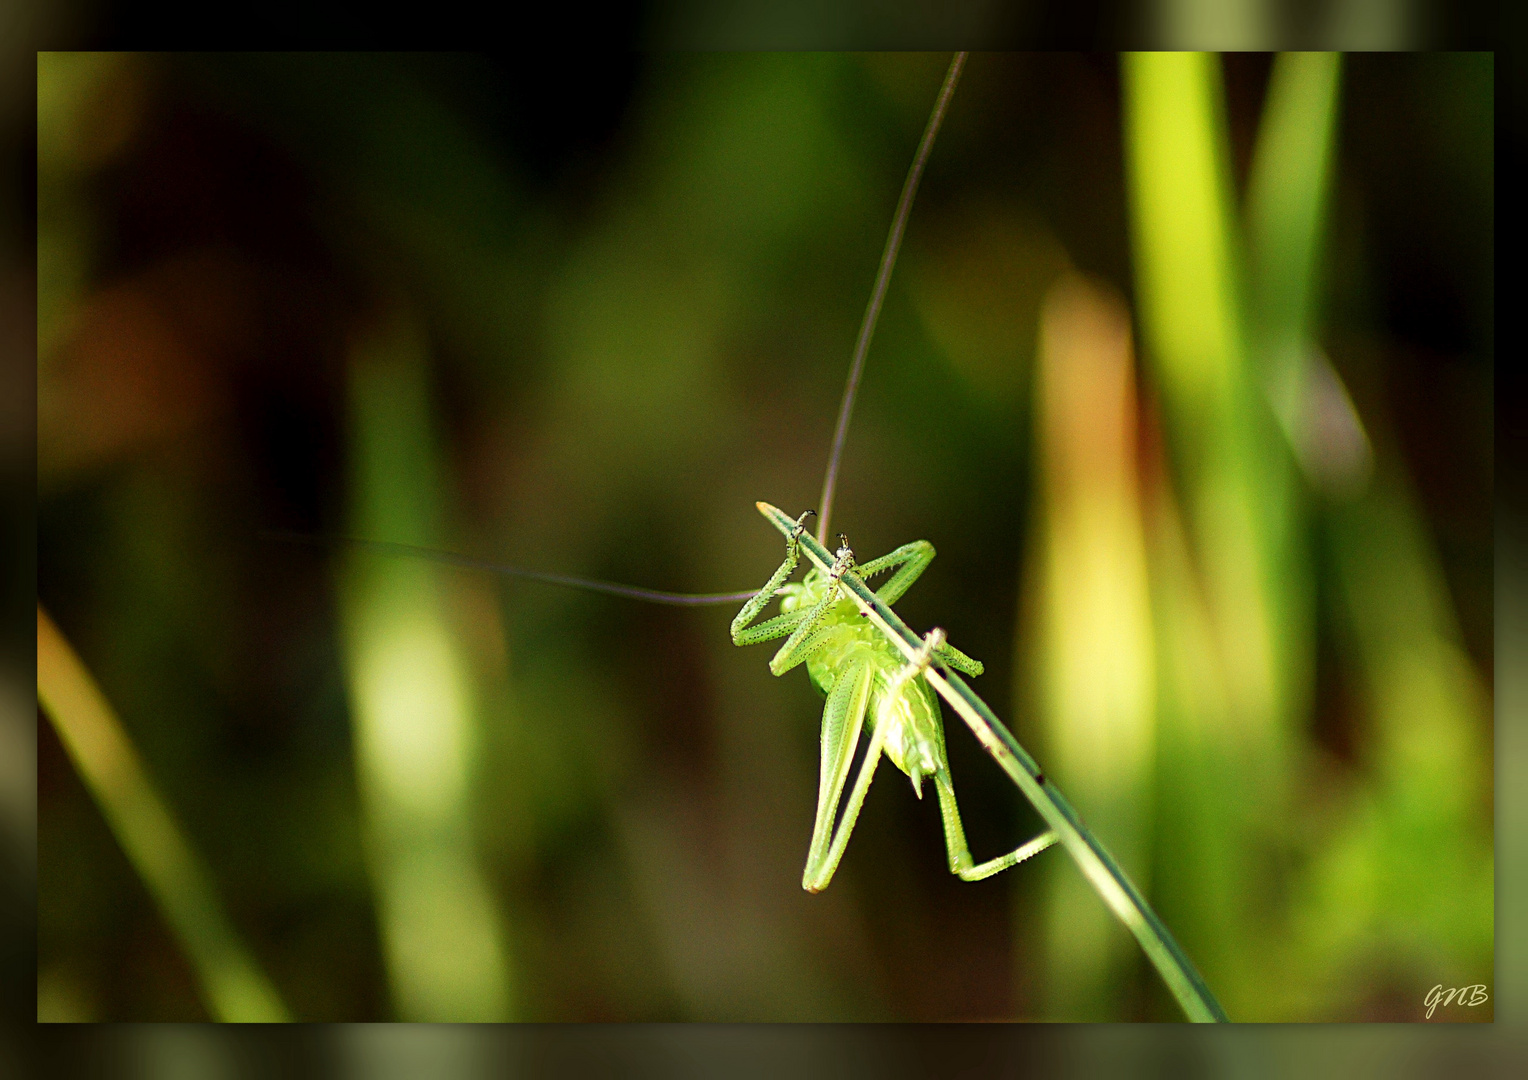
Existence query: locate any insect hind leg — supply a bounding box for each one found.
[802,656,880,893]
[933,640,984,678]
[932,772,1058,881]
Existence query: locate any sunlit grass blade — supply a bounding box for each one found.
[37,606,290,1023]
[1122,52,1282,741]
[339,313,516,1022]
[1246,52,1342,431]
[756,503,1227,1023]
[1028,274,1157,1018]
[1123,50,1292,1014]
[1246,53,1372,498]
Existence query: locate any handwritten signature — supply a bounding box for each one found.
[1424,984,1489,1019]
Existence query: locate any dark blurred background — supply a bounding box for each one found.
[34,52,1491,1022]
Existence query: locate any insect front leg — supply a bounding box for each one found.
[730,510,815,648]
[760,533,858,677]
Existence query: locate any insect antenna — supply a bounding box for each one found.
[269,59,966,611]
[263,530,759,606]
[815,51,967,545]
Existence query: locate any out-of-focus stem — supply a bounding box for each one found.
[37,606,290,1022]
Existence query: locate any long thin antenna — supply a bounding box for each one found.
[816,51,967,545]
[265,532,758,607]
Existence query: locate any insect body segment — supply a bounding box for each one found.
[731,507,1057,893]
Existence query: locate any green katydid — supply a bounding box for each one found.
[729,505,1057,892]
[719,50,1054,891]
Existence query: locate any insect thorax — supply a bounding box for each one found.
[779,569,946,789]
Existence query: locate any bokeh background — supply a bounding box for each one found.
[36,52,1491,1022]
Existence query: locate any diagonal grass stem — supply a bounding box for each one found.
[37,605,290,1022]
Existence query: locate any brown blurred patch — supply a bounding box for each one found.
[1037,271,1136,497]
[38,248,258,486]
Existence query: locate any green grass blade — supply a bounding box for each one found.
[1122,50,1291,1014]
[1246,53,1341,379]
[1027,275,1158,1019]
[338,314,516,1022]
[1246,53,1358,496]
[755,503,1227,1023]
[37,606,291,1023]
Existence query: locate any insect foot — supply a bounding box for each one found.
[787,510,816,556]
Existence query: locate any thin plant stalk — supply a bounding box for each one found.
[37,605,290,1023]
[755,503,1228,1023]
[816,51,966,545]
